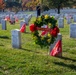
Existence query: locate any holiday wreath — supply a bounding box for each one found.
[29,15,59,48]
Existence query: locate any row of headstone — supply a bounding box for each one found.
[1,11,76,25]
[0,11,32,21]
[10,24,76,58]
[0,14,32,31]
[42,9,76,14]
[58,19,76,38]
[56,14,76,38]
[11,29,62,57]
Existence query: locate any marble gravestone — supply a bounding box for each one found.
[1,19,6,30]
[67,18,72,24]
[73,15,76,22]
[10,17,15,23]
[70,23,76,38]
[11,29,21,48]
[20,21,26,28]
[24,17,29,25]
[58,18,64,28]
[55,14,59,19]
[24,14,32,25]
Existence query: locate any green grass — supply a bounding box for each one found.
[0,17,76,75]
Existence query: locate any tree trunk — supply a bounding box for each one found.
[21,6,23,11]
[3,9,4,12]
[57,5,60,14]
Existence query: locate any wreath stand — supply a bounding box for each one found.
[29,15,60,63]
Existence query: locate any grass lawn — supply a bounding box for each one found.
[0,16,76,75]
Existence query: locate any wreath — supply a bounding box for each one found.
[29,15,59,48]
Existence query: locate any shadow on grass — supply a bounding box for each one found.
[0,44,4,46]
[21,48,40,54]
[53,61,76,70]
[22,31,31,34]
[25,32,31,34]
[58,56,76,62]
[0,36,9,39]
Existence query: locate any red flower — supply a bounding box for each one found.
[29,24,37,32]
[50,26,59,37]
[54,26,59,33]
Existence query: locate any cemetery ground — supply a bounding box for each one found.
[0,17,76,75]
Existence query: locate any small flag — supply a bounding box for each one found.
[20,24,26,33]
[50,40,62,57]
[5,16,10,21]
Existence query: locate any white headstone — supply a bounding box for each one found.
[70,23,76,38]
[73,15,76,22]
[67,18,72,24]
[24,17,29,25]
[1,19,6,30]
[11,29,21,48]
[55,14,59,19]
[58,18,64,28]
[20,21,25,28]
[10,17,15,24]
